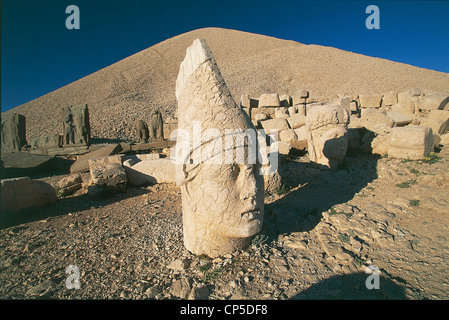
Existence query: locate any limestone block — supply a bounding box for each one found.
[293,126,308,141]
[89,155,127,187]
[274,108,290,119]
[349,101,358,113]
[286,114,306,129]
[388,126,434,160]
[288,106,297,117]
[391,103,414,115]
[260,118,289,134]
[254,113,269,122]
[382,91,398,107]
[1,177,57,216]
[279,94,292,107]
[263,169,282,195]
[279,129,297,143]
[125,158,176,186]
[292,89,309,105]
[397,90,419,114]
[57,174,82,196]
[386,111,413,127]
[419,110,449,134]
[359,109,395,135]
[259,93,280,108]
[70,144,123,174]
[418,92,449,111]
[251,107,275,120]
[306,105,349,169]
[276,141,291,155]
[240,94,251,109]
[359,95,382,109]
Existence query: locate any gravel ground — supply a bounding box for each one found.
[1,145,448,300]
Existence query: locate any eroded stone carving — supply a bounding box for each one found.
[62,104,91,146]
[149,110,164,141]
[136,119,149,143]
[306,105,349,169]
[1,113,26,152]
[175,38,264,258]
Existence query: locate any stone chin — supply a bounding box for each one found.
[219,209,264,238]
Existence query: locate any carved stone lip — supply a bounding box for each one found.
[241,208,262,220]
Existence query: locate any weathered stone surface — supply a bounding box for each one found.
[263,169,282,195]
[70,144,122,174]
[175,38,264,258]
[136,119,149,143]
[391,103,414,115]
[418,92,449,111]
[279,129,297,143]
[388,126,434,160]
[62,104,91,146]
[279,94,292,107]
[124,158,176,186]
[29,134,62,149]
[251,107,275,120]
[274,108,290,119]
[259,93,281,108]
[57,174,82,196]
[397,90,419,114]
[386,111,413,127]
[260,118,289,134]
[286,114,306,129]
[419,110,449,134]
[306,105,349,169]
[1,113,26,152]
[149,110,164,141]
[359,95,382,109]
[382,91,398,107]
[0,152,57,179]
[359,109,395,135]
[89,155,127,187]
[276,141,291,155]
[292,89,309,105]
[1,177,57,216]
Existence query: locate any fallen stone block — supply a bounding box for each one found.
[259,93,281,108]
[88,155,127,187]
[418,92,449,111]
[397,90,420,114]
[386,111,413,127]
[57,174,82,196]
[0,152,57,179]
[1,177,57,218]
[381,91,398,107]
[260,118,289,134]
[70,144,123,174]
[388,126,434,160]
[279,129,297,143]
[125,158,176,186]
[286,114,306,129]
[419,110,449,134]
[359,95,382,108]
[359,109,395,135]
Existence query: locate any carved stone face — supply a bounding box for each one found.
[310,125,348,169]
[184,162,264,238]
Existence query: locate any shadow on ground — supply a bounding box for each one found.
[0,186,151,230]
[261,151,381,240]
[292,272,409,300]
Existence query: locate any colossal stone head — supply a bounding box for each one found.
[175,39,264,258]
[306,104,349,169]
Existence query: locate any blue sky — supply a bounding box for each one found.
[1,0,448,112]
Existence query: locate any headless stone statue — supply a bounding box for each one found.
[1,113,26,152]
[175,39,264,258]
[305,104,349,169]
[149,110,164,141]
[136,119,149,143]
[62,104,91,146]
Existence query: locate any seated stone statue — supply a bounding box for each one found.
[175,39,264,258]
[305,105,349,169]
[136,119,149,143]
[149,110,164,141]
